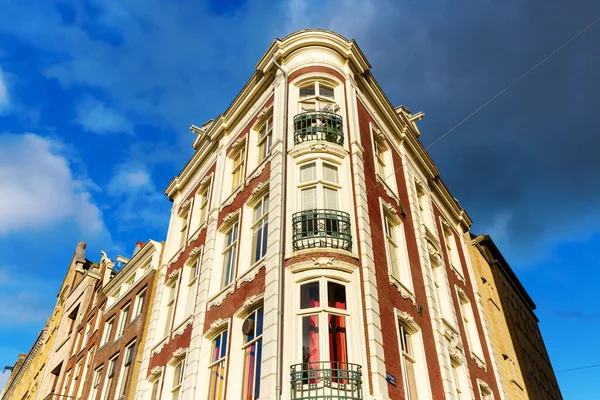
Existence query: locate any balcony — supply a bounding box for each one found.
[291,361,363,400]
[292,209,352,252]
[294,112,344,145]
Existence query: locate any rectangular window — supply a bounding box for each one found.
[451,360,467,400]
[208,330,228,400]
[300,162,316,183]
[384,214,412,291]
[172,358,185,400]
[90,366,103,400]
[186,261,199,317]
[231,146,246,189]
[298,82,335,112]
[164,283,177,337]
[117,342,135,398]
[101,317,115,345]
[61,370,71,397]
[242,307,263,400]
[415,184,433,229]
[83,320,92,348]
[69,361,81,398]
[198,183,211,226]
[433,266,454,323]
[221,222,239,288]
[180,211,189,249]
[398,323,418,400]
[134,289,146,319]
[150,378,161,400]
[258,118,273,163]
[479,382,494,400]
[78,347,95,399]
[116,305,130,338]
[458,291,484,360]
[444,228,464,276]
[252,195,269,263]
[101,355,118,400]
[374,137,387,178]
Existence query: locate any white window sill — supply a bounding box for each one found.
[389,275,416,305]
[237,260,266,288]
[220,184,245,212]
[172,315,194,337]
[151,335,169,355]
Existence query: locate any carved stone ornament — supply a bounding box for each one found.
[199,175,211,188]
[449,347,464,365]
[243,294,263,310]
[167,269,180,284]
[257,105,271,120]
[222,211,237,225]
[188,228,202,244]
[231,137,245,150]
[427,242,443,267]
[312,257,335,267]
[207,285,234,309]
[415,180,425,194]
[152,339,168,355]
[251,181,266,196]
[478,379,492,392]
[188,246,202,261]
[100,250,114,267]
[471,353,487,370]
[206,318,229,337]
[396,310,415,328]
[310,143,329,153]
[237,264,264,288]
[372,124,386,141]
[220,185,243,211]
[442,220,452,233]
[384,202,397,216]
[149,366,163,378]
[171,347,187,361]
[178,198,192,215]
[453,268,466,284]
[456,286,467,300]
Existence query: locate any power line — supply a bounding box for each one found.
[367,13,600,197]
[556,363,600,374]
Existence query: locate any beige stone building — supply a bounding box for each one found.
[469,234,562,400]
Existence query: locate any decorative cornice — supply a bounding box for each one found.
[312,257,335,267]
[383,201,397,216]
[237,263,265,287]
[257,105,272,120]
[289,141,347,159]
[169,248,184,266]
[188,227,202,244]
[149,366,163,379]
[199,175,211,188]
[452,267,466,284]
[207,285,234,309]
[372,125,386,141]
[456,286,467,300]
[427,241,443,267]
[231,137,245,150]
[222,211,237,225]
[471,353,487,370]
[220,185,244,211]
[251,181,266,196]
[169,347,187,364]
[178,198,192,215]
[442,220,452,233]
[396,310,416,328]
[151,337,168,355]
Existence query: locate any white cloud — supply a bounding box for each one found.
[107,161,169,231]
[0,67,9,114]
[0,370,10,395]
[74,95,132,134]
[0,133,107,236]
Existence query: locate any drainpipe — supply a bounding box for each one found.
[272,54,288,400]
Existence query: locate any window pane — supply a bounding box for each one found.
[323,164,339,183]
[301,187,317,211]
[327,282,346,310]
[300,163,316,182]
[319,86,334,98]
[328,315,348,364]
[323,187,338,209]
[299,86,315,98]
[300,282,320,309]
[302,315,320,364]
[256,308,264,336]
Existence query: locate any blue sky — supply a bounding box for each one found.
[0,0,599,397]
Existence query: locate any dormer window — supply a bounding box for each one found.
[299,82,336,112]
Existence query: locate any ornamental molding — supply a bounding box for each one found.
[471,353,487,370]
[242,294,264,311]
[456,286,467,300]
[396,310,416,330]
[167,269,180,284]
[383,201,397,216]
[100,250,115,268]
[206,318,230,338]
[377,176,400,205]
[199,175,211,188]
[245,157,271,186]
[442,220,452,233]
[312,257,335,267]
[477,379,492,392]
[372,124,386,141]
[178,198,192,215]
[231,137,246,150]
[415,180,425,194]
[290,142,346,160]
[188,227,202,244]
[222,211,237,225]
[149,366,163,379]
[220,185,244,211]
[452,267,466,284]
[390,275,416,305]
[427,242,443,267]
[169,248,184,265]
[237,263,265,288]
[170,347,187,364]
[188,246,203,261]
[251,181,267,196]
[152,337,168,355]
[207,285,234,309]
[257,104,272,120]
[173,315,194,337]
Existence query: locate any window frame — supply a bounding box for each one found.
[164,281,178,338]
[298,81,337,112]
[171,357,185,400]
[90,365,103,400]
[257,117,273,163]
[134,289,146,319]
[230,144,246,190]
[101,317,115,346]
[241,306,264,400]
[116,304,130,339]
[251,194,269,263]
[298,160,341,211]
[208,329,229,400]
[221,221,240,288]
[382,206,414,295]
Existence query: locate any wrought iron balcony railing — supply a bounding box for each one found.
[292,209,352,251]
[294,112,344,145]
[291,361,363,400]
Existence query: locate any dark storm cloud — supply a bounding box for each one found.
[332,0,600,258]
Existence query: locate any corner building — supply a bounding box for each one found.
[143,30,503,400]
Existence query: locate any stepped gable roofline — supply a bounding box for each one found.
[471,233,536,311]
